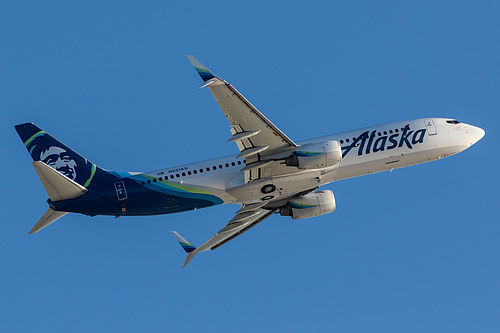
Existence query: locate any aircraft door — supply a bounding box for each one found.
[424,119,437,136]
[114,181,128,201]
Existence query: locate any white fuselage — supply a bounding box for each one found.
[140,118,484,206]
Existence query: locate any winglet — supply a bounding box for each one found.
[186,55,216,82]
[170,231,196,252]
[170,231,198,268]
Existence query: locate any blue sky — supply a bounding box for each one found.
[1,1,499,331]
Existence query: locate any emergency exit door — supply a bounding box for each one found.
[114,181,128,201]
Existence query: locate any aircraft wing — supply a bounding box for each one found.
[187,56,298,182]
[171,205,276,267]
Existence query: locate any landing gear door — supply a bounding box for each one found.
[424,119,437,136]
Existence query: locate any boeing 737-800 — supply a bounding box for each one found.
[15,56,485,267]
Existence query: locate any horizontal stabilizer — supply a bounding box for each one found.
[32,161,87,202]
[29,208,68,234]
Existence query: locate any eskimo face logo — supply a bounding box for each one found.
[40,146,77,180]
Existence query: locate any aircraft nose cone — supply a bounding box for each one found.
[469,125,485,144]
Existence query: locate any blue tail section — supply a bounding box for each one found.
[15,123,119,188]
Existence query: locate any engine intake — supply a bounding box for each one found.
[280,190,336,219]
[285,140,342,169]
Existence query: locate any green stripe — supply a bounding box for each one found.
[84,164,97,187]
[195,66,210,73]
[24,130,45,147]
[291,202,318,208]
[142,175,213,195]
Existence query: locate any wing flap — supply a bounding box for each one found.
[197,209,275,252]
[170,208,276,267]
[207,81,297,156]
[186,56,299,182]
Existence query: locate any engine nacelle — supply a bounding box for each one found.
[280,190,336,219]
[285,140,342,169]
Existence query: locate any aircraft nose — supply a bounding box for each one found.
[469,125,485,144]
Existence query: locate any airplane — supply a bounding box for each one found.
[15,56,485,267]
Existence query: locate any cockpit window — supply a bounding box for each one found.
[446,120,461,124]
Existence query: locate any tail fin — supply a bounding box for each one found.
[15,123,118,188]
[27,162,85,234]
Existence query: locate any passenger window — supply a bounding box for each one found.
[141,181,145,185]
[182,172,186,176]
[395,129,399,133]
[213,166,217,170]
[237,161,242,165]
[377,132,381,136]
[200,169,204,173]
[219,165,223,169]
[176,174,180,178]
[225,163,229,167]
[206,167,210,171]
[170,175,174,179]
[340,140,344,144]
[159,177,163,181]
[389,130,393,134]
[383,131,387,135]
[188,171,191,175]
[346,138,350,143]
[147,180,151,184]
[153,179,157,182]
[231,162,235,166]
[193,170,197,174]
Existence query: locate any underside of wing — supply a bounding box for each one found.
[171,205,276,267]
[187,56,299,182]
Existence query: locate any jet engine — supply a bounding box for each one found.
[280,190,336,219]
[284,140,342,169]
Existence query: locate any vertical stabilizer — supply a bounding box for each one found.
[29,209,68,234]
[14,123,118,188]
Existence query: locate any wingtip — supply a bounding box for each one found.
[170,231,197,253]
[186,55,215,82]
